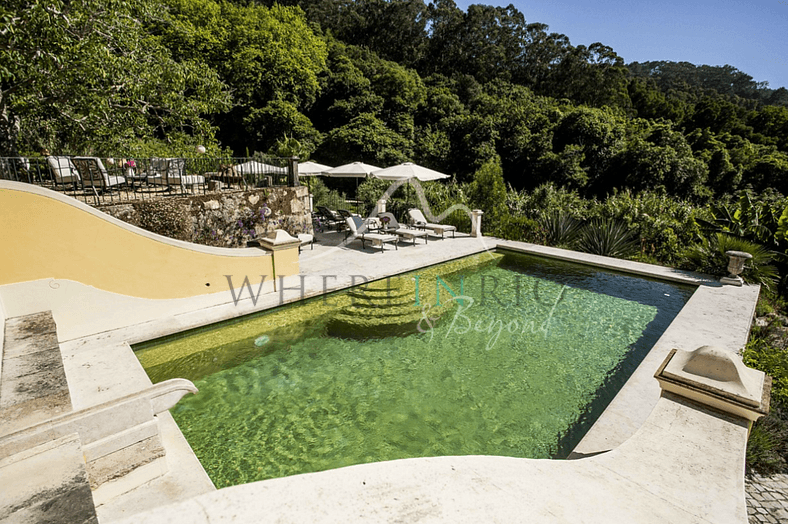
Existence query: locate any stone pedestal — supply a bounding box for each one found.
[720,250,752,286]
[471,209,484,238]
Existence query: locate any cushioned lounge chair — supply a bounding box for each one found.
[407,208,457,239]
[46,156,81,189]
[345,216,398,252]
[337,209,361,219]
[378,212,428,245]
[147,158,205,192]
[72,157,126,195]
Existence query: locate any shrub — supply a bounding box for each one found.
[744,332,788,406]
[538,211,582,248]
[507,183,590,220]
[493,215,542,242]
[746,401,788,476]
[575,218,639,258]
[311,177,348,211]
[590,190,704,265]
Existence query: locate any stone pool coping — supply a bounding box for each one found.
[0,235,761,521]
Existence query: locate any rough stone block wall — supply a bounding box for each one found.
[100,187,312,248]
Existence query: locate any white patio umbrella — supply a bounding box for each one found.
[323,161,381,178]
[372,162,450,205]
[322,162,381,213]
[371,162,450,181]
[298,161,333,176]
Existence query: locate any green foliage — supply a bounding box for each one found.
[700,192,775,244]
[317,113,411,166]
[744,334,788,406]
[466,156,507,221]
[592,191,703,265]
[506,183,591,220]
[309,177,347,212]
[538,212,582,247]
[746,401,788,476]
[494,214,542,242]
[575,218,639,258]
[1,0,230,156]
[682,233,779,289]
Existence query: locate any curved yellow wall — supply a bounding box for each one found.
[0,185,289,299]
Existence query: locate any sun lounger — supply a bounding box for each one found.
[407,208,457,239]
[345,216,398,252]
[317,206,346,231]
[378,212,428,245]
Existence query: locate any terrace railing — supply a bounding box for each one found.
[0,156,299,207]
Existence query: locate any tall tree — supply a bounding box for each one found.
[159,0,328,154]
[0,0,230,155]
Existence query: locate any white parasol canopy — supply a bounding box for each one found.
[298,161,333,176]
[371,162,450,181]
[323,161,382,178]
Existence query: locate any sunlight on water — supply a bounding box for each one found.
[135,253,692,488]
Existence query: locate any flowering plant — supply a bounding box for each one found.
[124,159,136,169]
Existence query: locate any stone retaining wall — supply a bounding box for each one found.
[100,187,312,248]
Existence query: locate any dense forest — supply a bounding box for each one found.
[3,0,788,203]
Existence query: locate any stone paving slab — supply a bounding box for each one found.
[746,474,788,523]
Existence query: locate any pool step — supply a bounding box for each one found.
[0,311,199,520]
[0,434,98,524]
[327,277,455,338]
[0,311,73,436]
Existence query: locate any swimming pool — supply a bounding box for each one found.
[135,251,694,488]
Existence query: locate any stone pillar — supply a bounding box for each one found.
[287,157,300,187]
[376,199,387,214]
[471,209,484,238]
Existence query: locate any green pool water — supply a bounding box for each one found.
[135,251,693,488]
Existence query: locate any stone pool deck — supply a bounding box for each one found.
[0,230,775,522]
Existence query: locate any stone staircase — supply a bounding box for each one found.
[0,312,97,524]
[0,311,197,523]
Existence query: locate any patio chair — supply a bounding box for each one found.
[316,206,346,231]
[213,164,246,189]
[345,216,398,252]
[72,157,126,196]
[0,157,30,181]
[407,208,457,239]
[378,212,428,245]
[147,158,205,192]
[46,156,81,189]
[297,233,314,254]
